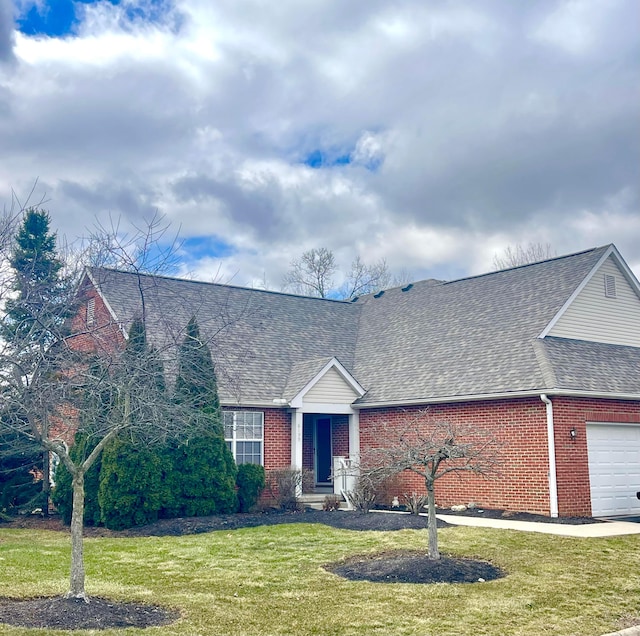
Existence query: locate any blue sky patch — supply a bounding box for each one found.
[16,0,173,37]
[303,150,352,169]
[181,236,237,259]
[17,0,89,37]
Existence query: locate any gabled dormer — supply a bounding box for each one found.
[539,245,640,348]
[288,357,366,411]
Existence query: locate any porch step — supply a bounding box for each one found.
[299,493,347,510]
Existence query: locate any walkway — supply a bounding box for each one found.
[436,513,640,537]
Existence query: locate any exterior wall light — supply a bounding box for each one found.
[569,427,577,440]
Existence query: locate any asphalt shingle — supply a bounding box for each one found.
[87,244,640,406]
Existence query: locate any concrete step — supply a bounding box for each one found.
[299,493,347,510]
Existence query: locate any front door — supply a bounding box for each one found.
[315,417,332,485]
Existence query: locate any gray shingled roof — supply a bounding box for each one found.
[87,244,640,406]
[538,337,640,395]
[87,268,359,405]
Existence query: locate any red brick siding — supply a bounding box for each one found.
[68,285,126,355]
[360,399,552,515]
[360,396,640,517]
[552,397,640,516]
[332,415,349,457]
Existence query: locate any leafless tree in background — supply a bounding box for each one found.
[283,247,412,299]
[492,242,555,270]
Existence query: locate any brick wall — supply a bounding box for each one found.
[359,398,552,515]
[360,396,640,517]
[68,284,126,355]
[332,415,349,457]
[552,396,640,516]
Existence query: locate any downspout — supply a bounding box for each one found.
[540,394,559,518]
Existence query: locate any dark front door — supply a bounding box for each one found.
[315,417,332,484]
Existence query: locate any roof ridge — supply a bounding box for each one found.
[440,244,611,287]
[88,266,353,304]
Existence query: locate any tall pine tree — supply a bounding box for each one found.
[167,316,237,516]
[2,208,69,348]
[0,209,70,515]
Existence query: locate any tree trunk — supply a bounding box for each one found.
[426,481,440,560]
[42,450,50,517]
[67,470,88,601]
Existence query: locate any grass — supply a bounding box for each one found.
[0,522,639,636]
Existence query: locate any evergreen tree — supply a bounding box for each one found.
[98,435,163,530]
[95,319,169,529]
[1,208,71,515]
[2,208,69,347]
[174,317,220,421]
[0,425,41,515]
[168,316,237,516]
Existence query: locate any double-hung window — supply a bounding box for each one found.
[224,411,264,465]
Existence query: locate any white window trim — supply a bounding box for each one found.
[224,410,264,465]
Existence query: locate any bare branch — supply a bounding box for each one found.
[492,242,556,270]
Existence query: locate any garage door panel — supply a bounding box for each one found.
[587,423,640,517]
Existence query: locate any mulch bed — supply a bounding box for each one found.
[434,506,603,525]
[1,508,450,537]
[0,596,179,630]
[327,550,505,584]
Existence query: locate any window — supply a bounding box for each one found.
[224,411,264,465]
[86,297,96,325]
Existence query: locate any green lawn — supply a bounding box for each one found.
[0,522,638,636]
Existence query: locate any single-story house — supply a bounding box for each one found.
[71,244,640,518]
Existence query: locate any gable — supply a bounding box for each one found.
[302,366,359,405]
[546,255,640,347]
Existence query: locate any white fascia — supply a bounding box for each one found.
[289,357,365,409]
[352,388,640,409]
[84,268,128,339]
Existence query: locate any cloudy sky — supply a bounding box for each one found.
[0,0,638,288]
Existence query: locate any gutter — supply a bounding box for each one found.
[540,394,559,518]
[352,388,640,409]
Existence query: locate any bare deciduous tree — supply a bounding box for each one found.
[283,247,410,299]
[283,247,337,298]
[355,412,500,559]
[492,242,555,270]
[0,211,241,601]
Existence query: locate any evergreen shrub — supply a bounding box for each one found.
[236,463,265,512]
[98,436,163,530]
[164,436,238,517]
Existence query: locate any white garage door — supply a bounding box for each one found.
[587,423,640,517]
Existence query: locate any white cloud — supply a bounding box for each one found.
[1,0,639,285]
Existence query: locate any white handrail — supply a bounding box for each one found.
[332,456,358,507]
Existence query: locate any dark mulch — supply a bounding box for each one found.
[434,506,603,525]
[327,550,505,584]
[0,596,179,630]
[120,508,449,536]
[0,508,449,537]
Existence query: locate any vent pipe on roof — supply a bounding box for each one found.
[401,284,413,292]
[373,290,385,298]
[540,394,559,518]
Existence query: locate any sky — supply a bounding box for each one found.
[0,0,639,289]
